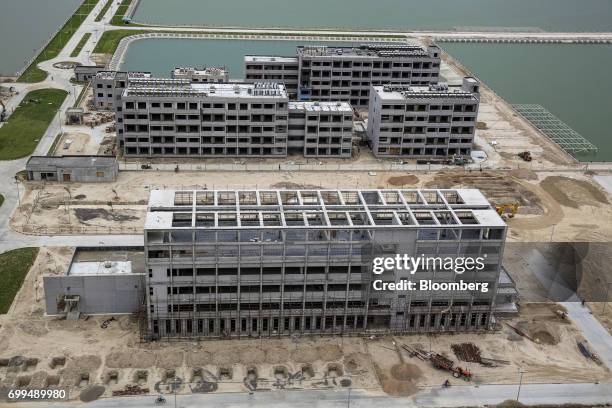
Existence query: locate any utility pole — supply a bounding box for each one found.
[516,369,525,402]
[346,386,351,408]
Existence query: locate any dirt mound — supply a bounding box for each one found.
[389,363,422,381]
[387,175,419,186]
[291,346,319,363]
[343,353,370,373]
[105,350,156,369]
[531,330,556,345]
[74,208,140,223]
[540,176,609,209]
[17,321,49,337]
[317,344,343,361]
[374,364,418,396]
[186,351,212,367]
[495,400,525,408]
[79,385,105,402]
[211,346,239,365]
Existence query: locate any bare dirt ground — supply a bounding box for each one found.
[11,169,612,242]
[1,256,609,403]
[52,132,99,155]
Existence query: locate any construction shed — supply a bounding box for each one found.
[74,65,104,82]
[43,258,145,317]
[26,155,118,182]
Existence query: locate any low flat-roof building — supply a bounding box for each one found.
[43,257,144,318]
[26,156,118,182]
[74,65,104,82]
[367,77,480,158]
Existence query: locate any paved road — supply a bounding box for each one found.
[45,382,612,408]
[563,302,612,369]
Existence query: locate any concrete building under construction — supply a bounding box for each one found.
[245,43,441,105]
[144,188,507,339]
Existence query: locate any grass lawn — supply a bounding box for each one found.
[95,0,114,22]
[0,89,68,160]
[70,32,92,57]
[94,29,147,54]
[18,0,100,83]
[0,248,39,314]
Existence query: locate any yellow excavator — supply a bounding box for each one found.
[496,204,519,219]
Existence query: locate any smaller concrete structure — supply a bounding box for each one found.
[65,107,85,125]
[44,259,145,316]
[26,156,118,182]
[74,65,104,82]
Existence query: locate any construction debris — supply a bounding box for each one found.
[112,384,149,396]
[451,343,481,364]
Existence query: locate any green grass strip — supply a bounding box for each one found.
[70,32,92,57]
[0,248,39,314]
[18,0,101,83]
[94,29,404,55]
[95,0,114,22]
[0,89,68,160]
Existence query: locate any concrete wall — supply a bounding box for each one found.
[27,163,118,182]
[43,274,145,315]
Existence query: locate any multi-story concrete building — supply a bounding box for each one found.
[287,101,353,158]
[245,43,441,107]
[367,77,480,158]
[244,56,300,98]
[171,66,229,83]
[116,79,353,158]
[144,188,507,339]
[93,71,151,110]
[117,79,290,157]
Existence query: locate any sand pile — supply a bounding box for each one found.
[156,351,184,369]
[291,346,319,363]
[540,176,608,209]
[387,175,419,186]
[375,363,419,396]
[343,353,370,373]
[79,385,105,402]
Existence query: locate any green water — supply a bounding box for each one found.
[0,0,81,75]
[132,0,612,31]
[121,39,612,162]
[442,43,612,162]
[120,38,356,77]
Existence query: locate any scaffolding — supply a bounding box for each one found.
[513,104,598,156]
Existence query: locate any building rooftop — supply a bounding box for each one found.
[289,101,352,113]
[124,81,288,99]
[296,43,436,59]
[145,189,505,230]
[68,261,133,276]
[245,55,299,64]
[95,71,151,80]
[373,84,479,101]
[27,155,117,169]
[172,66,228,77]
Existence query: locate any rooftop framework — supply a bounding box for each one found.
[146,189,503,230]
[513,104,598,156]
